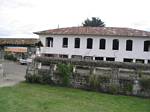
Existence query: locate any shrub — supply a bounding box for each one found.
[140,78,150,91]
[122,82,133,94]
[89,74,100,90]
[57,64,73,86]
[25,69,53,84]
[4,53,17,61]
[89,75,109,91]
[25,73,39,83]
[108,84,119,94]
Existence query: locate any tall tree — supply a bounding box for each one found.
[82,17,105,27]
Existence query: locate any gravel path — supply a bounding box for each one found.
[0,61,27,87]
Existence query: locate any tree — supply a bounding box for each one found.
[82,17,105,27]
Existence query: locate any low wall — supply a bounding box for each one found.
[0,64,4,78]
[26,57,150,97]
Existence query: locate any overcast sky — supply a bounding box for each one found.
[0,0,150,38]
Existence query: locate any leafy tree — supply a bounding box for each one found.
[82,17,105,27]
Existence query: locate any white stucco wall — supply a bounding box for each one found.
[39,34,150,63]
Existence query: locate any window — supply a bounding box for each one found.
[126,40,133,51]
[106,57,115,61]
[144,40,150,52]
[112,39,119,50]
[44,54,57,57]
[74,38,80,48]
[59,54,68,58]
[62,38,68,48]
[46,37,53,47]
[100,39,106,49]
[84,56,93,60]
[71,55,82,60]
[95,57,104,61]
[123,58,133,63]
[87,38,93,49]
[136,59,144,64]
[148,60,150,64]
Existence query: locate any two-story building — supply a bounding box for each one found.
[34,27,150,64]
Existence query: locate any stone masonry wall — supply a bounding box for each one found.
[26,57,150,97]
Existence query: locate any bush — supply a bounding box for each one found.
[57,64,73,86]
[108,84,119,94]
[25,69,53,84]
[89,75,110,91]
[122,82,133,94]
[25,73,39,83]
[140,78,150,91]
[89,74,100,90]
[4,53,17,61]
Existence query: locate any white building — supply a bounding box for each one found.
[34,27,150,64]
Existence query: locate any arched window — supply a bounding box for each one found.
[144,40,150,52]
[74,38,80,48]
[99,39,106,49]
[112,39,119,50]
[46,37,53,47]
[62,38,68,48]
[126,40,133,51]
[87,38,93,49]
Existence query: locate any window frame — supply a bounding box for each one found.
[87,38,93,49]
[62,37,68,48]
[99,39,106,49]
[46,37,53,47]
[112,39,119,50]
[126,40,133,51]
[74,38,80,48]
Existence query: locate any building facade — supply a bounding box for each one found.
[34,27,150,64]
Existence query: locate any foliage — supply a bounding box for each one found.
[108,84,119,94]
[57,64,73,86]
[35,56,150,70]
[25,73,38,83]
[89,74,110,91]
[82,17,105,27]
[89,74,100,90]
[4,53,17,61]
[140,78,150,90]
[123,82,133,93]
[25,69,52,84]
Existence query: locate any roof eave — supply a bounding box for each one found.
[33,33,150,37]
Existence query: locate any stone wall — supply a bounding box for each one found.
[26,57,150,97]
[0,64,4,78]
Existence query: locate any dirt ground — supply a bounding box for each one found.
[0,60,27,87]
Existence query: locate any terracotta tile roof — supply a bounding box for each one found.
[0,38,38,46]
[34,27,150,37]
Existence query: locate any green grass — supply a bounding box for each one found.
[0,83,149,112]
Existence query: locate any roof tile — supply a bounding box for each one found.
[34,27,150,37]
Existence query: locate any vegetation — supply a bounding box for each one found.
[35,56,150,70]
[82,17,105,27]
[89,74,100,90]
[0,83,149,112]
[25,69,52,84]
[108,84,119,94]
[122,82,133,94]
[4,53,17,61]
[89,74,109,90]
[57,64,73,86]
[140,78,150,90]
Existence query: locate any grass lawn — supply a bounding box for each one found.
[0,83,149,112]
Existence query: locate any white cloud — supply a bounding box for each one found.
[0,0,150,38]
